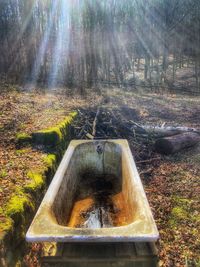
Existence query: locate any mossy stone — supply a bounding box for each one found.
[31,111,77,147]
[32,128,62,146]
[16,133,32,145]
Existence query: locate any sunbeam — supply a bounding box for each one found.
[31,1,59,85]
[48,0,71,87]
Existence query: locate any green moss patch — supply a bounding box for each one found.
[43,154,56,169]
[24,172,44,193]
[0,217,13,235]
[15,149,28,156]
[0,169,8,179]
[172,195,193,208]
[3,190,34,239]
[193,213,200,223]
[6,190,32,221]
[168,195,199,227]
[16,133,32,145]
[171,206,188,220]
[24,154,57,194]
[0,208,13,237]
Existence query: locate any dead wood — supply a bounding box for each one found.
[155,132,200,155]
[132,124,200,137]
[136,157,161,164]
[139,168,154,175]
[86,133,94,140]
[92,107,100,137]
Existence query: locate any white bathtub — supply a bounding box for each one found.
[26,140,159,242]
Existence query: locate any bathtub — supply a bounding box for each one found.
[26,140,159,242]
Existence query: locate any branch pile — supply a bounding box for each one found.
[72,106,200,155]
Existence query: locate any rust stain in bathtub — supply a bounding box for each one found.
[67,192,131,228]
[111,193,132,226]
[67,197,95,227]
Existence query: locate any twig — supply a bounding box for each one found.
[136,157,161,164]
[92,107,100,137]
[139,168,153,175]
[130,120,143,128]
[86,133,94,140]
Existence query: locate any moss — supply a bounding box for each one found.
[15,149,27,156]
[194,260,200,267]
[6,190,32,222]
[31,111,77,147]
[169,195,199,227]
[169,206,188,228]
[171,206,188,220]
[192,213,200,223]
[16,133,32,145]
[172,195,192,205]
[43,154,56,168]
[0,218,13,234]
[0,169,7,178]
[24,154,57,194]
[24,171,44,193]
[0,208,13,235]
[15,261,22,267]
[61,111,77,125]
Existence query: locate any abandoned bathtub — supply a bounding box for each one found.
[26,140,159,242]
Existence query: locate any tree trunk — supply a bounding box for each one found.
[155,132,200,155]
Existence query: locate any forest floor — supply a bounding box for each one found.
[0,84,200,267]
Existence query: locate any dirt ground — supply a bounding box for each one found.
[0,84,200,267]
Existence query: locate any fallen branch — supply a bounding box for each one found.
[139,168,153,175]
[132,124,200,137]
[136,157,161,164]
[86,133,94,140]
[92,107,100,137]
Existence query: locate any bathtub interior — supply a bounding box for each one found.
[52,141,138,228]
